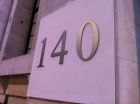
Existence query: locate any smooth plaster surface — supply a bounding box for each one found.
[28,0,115,104]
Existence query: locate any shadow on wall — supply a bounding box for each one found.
[40,0,75,18]
[133,0,140,95]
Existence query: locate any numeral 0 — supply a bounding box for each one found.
[77,21,99,61]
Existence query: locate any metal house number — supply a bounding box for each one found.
[37,21,99,68]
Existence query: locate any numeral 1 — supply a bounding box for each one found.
[37,38,47,67]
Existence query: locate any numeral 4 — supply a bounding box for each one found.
[51,30,68,64]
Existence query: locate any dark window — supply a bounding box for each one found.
[3,0,39,59]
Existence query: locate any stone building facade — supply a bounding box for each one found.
[0,0,139,104]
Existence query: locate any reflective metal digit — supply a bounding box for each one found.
[77,21,99,61]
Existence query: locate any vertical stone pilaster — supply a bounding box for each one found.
[115,0,140,104]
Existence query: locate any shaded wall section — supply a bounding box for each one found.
[133,0,140,95]
[133,0,140,59]
[0,0,13,50]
